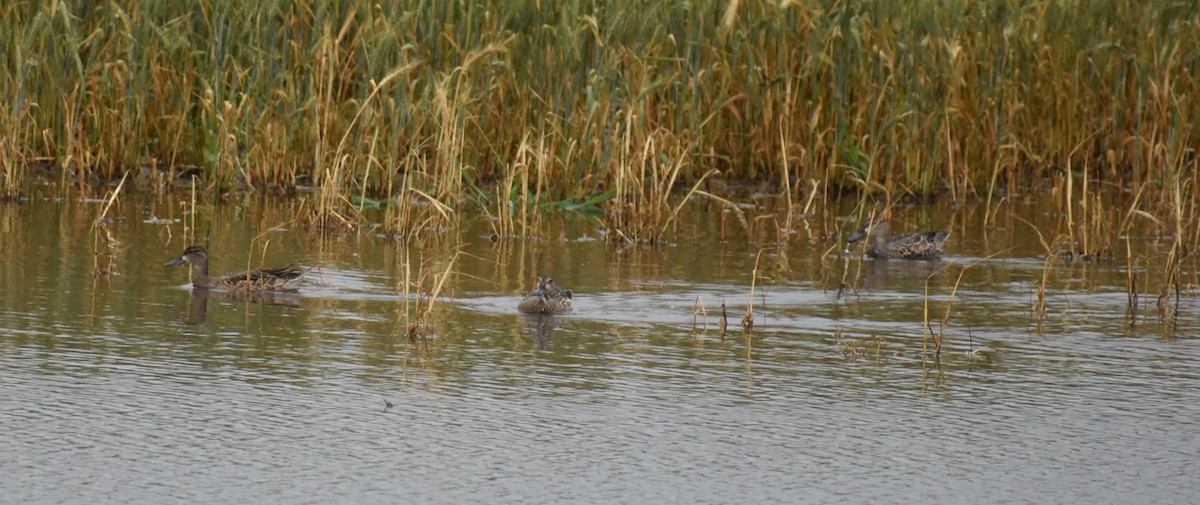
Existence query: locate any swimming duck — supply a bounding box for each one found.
[846,216,949,260]
[165,245,307,292]
[517,275,573,314]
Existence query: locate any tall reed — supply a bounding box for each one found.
[0,1,1195,225]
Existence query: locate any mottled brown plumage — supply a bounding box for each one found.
[517,275,573,314]
[847,216,949,260]
[165,245,306,292]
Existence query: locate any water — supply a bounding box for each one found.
[2,195,1198,504]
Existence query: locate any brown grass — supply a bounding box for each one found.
[0,1,1193,247]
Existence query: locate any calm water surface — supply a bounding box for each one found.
[1,195,1198,504]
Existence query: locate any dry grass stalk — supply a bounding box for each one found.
[742,249,769,330]
[92,171,128,229]
[397,248,461,350]
[1012,214,1060,334]
[690,296,709,332]
[719,302,728,338]
[922,252,992,367]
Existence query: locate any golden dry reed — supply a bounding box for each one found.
[393,245,460,349]
[0,1,1196,246]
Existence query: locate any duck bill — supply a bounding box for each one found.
[164,256,187,267]
[846,230,867,244]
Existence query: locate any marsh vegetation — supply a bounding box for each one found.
[1,1,1198,336]
[1,2,1195,214]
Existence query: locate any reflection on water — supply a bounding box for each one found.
[181,288,303,324]
[842,255,947,293]
[520,313,566,349]
[1,197,1199,504]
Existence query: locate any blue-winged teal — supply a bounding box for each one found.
[165,245,307,292]
[846,216,949,260]
[517,275,573,314]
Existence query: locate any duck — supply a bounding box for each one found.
[517,275,573,314]
[846,215,949,260]
[165,245,307,292]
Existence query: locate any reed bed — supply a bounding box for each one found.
[0,0,1197,249]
